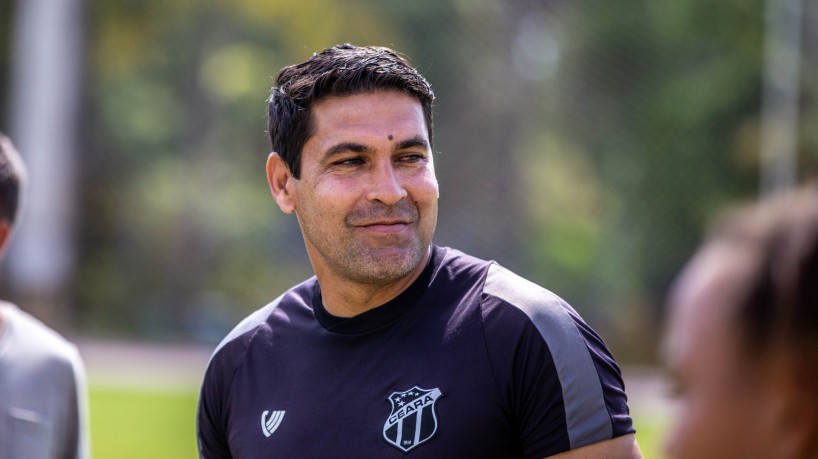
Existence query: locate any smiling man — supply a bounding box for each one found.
[197,44,640,459]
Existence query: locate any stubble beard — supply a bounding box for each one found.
[332,237,425,285]
[302,201,431,286]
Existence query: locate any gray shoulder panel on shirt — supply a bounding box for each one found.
[209,293,286,362]
[484,263,613,449]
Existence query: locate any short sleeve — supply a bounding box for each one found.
[197,348,236,459]
[481,263,634,458]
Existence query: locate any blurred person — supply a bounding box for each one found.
[0,133,90,459]
[664,183,818,459]
[197,44,640,458]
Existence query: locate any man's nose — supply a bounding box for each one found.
[366,162,408,206]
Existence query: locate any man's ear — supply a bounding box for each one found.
[266,152,296,214]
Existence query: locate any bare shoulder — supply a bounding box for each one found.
[545,434,641,459]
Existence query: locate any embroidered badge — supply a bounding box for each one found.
[383,386,442,453]
[260,410,285,438]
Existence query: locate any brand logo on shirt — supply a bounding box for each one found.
[260,410,285,438]
[383,386,442,452]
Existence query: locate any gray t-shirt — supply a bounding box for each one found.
[0,302,89,459]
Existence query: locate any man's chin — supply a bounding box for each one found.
[344,247,424,284]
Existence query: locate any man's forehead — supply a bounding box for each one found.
[313,90,423,114]
[309,92,428,142]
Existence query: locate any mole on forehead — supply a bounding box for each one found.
[388,134,393,141]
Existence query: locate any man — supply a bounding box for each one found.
[197,44,639,458]
[663,184,818,459]
[0,133,90,459]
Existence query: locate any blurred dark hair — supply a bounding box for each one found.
[267,44,435,179]
[0,133,27,224]
[707,183,818,378]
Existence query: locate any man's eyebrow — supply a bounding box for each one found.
[323,142,371,160]
[323,137,429,160]
[396,136,430,151]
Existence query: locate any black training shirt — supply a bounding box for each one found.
[197,245,634,458]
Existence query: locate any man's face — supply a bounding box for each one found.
[285,90,438,286]
[663,245,781,459]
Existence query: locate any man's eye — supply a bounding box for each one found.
[397,153,424,163]
[335,158,364,166]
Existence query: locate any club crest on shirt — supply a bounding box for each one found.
[383,386,442,453]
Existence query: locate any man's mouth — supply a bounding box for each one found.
[357,220,411,234]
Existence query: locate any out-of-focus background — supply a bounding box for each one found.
[1,0,814,457]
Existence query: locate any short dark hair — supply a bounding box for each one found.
[267,44,435,179]
[708,184,818,377]
[0,133,27,224]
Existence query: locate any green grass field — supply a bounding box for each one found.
[89,385,668,458]
[89,386,200,459]
[633,413,670,459]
